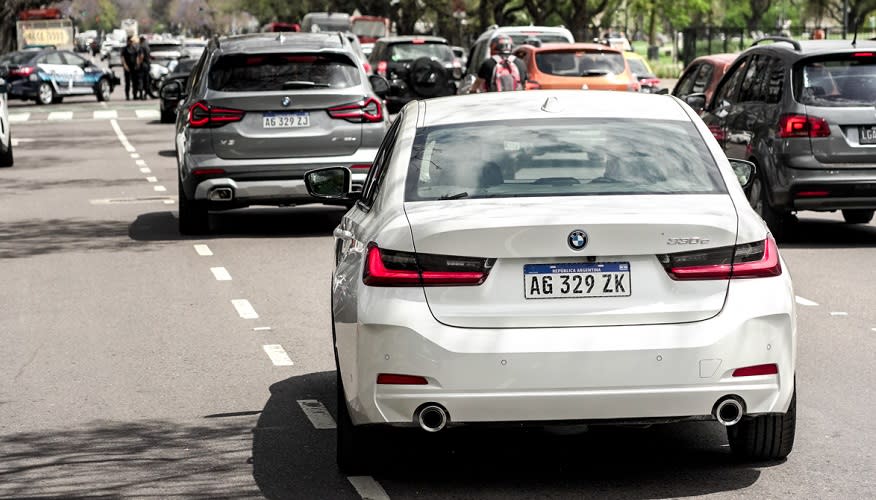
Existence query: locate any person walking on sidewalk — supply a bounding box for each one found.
[138,36,156,99]
[121,36,142,100]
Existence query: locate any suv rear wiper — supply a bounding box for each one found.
[439,192,469,200]
[580,70,610,77]
[281,81,331,89]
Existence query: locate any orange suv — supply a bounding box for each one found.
[514,43,639,91]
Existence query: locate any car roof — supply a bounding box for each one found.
[216,32,348,54]
[746,39,876,58]
[376,36,448,45]
[519,42,622,53]
[419,91,690,127]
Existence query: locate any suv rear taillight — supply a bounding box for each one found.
[779,114,830,138]
[363,244,495,286]
[658,237,781,280]
[187,101,245,128]
[328,97,383,123]
[9,66,35,78]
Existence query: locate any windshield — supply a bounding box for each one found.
[627,58,652,76]
[389,43,453,62]
[796,54,876,106]
[2,51,39,65]
[535,50,626,76]
[352,20,387,37]
[209,53,360,91]
[406,119,725,201]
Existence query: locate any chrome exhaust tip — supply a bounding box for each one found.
[416,404,448,433]
[208,187,233,201]
[714,397,745,426]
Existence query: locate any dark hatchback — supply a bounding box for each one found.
[694,38,876,237]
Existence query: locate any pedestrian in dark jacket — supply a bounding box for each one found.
[121,36,141,100]
[138,36,155,99]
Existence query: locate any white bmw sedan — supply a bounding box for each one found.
[305,90,797,473]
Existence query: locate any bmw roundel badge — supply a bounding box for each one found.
[568,230,588,251]
[281,96,291,107]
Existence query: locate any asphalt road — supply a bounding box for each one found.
[1,89,874,499]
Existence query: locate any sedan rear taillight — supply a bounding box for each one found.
[9,66,35,77]
[328,97,383,123]
[363,244,495,286]
[778,114,830,138]
[658,237,781,280]
[187,101,246,128]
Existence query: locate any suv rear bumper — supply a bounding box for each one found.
[194,174,367,206]
[773,156,876,211]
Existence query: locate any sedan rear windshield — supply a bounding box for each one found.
[1,51,37,65]
[535,50,626,76]
[406,119,725,201]
[508,34,571,45]
[796,53,876,106]
[389,43,453,63]
[208,53,360,91]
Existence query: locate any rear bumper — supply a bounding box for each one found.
[192,173,367,206]
[339,275,796,427]
[773,155,876,211]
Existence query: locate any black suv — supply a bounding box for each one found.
[368,36,461,113]
[693,38,876,237]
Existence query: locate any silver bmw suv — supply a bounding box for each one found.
[164,32,390,234]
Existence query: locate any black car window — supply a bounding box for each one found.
[2,51,37,65]
[208,52,361,91]
[692,63,714,93]
[739,54,769,102]
[467,40,489,75]
[41,52,65,65]
[795,53,876,106]
[765,57,784,104]
[388,43,453,63]
[712,57,748,107]
[360,115,403,208]
[673,64,700,97]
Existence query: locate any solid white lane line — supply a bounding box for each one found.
[297,400,337,429]
[194,244,213,256]
[154,185,167,192]
[135,109,160,119]
[263,344,294,366]
[232,299,259,319]
[164,199,175,205]
[253,326,272,332]
[347,476,390,500]
[131,153,140,159]
[210,267,232,281]
[48,111,73,121]
[795,296,819,306]
[140,167,152,173]
[146,176,158,183]
[830,311,848,316]
[9,113,30,122]
[109,119,136,153]
[136,159,147,167]
[93,110,118,119]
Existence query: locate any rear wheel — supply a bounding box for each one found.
[36,83,54,105]
[96,78,111,102]
[841,209,874,224]
[748,175,792,240]
[727,388,796,461]
[336,369,372,475]
[178,177,209,235]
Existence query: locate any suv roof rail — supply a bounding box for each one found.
[487,24,498,31]
[750,36,801,51]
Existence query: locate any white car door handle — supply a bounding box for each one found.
[333,227,353,241]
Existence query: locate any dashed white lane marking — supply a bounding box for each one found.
[146,176,157,183]
[154,185,167,192]
[263,344,294,366]
[210,267,232,281]
[135,109,160,119]
[131,153,140,159]
[232,299,259,319]
[194,244,213,256]
[164,199,175,205]
[48,111,73,121]
[93,110,118,119]
[10,138,36,147]
[795,296,819,306]
[830,311,848,316]
[9,113,30,123]
[253,326,272,332]
[347,476,390,500]
[110,119,136,153]
[140,167,152,173]
[297,400,337,429]
[136,159,147,167]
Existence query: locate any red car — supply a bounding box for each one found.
[672,53,738,109]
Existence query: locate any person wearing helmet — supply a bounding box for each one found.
[473,34,527,92]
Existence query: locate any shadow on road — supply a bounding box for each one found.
[0,218,140,259]
[253,371,772,499]
[129,206,344,242]
[780,216,876,249]
[157,150,176,158]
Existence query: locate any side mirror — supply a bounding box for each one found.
[684,92,706,112]
[304,167,353,199]
[159,79,184,100]
[368,74,390,98]
[728,159,756,189]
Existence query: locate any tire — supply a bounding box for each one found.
[0,134,13,168]
[178,177,209,235]
[727,388,796,461]
[36,82,54,105]
[336,368,372,475]
[842,209,874,224]
[160,107,175,124]
[96,78,111,102]
[748,174,792,241]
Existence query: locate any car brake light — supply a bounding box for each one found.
[377,373,429,385]
[779,114,830,138]
[187,101,245,128]
[191,168,226,176]
[376,61,388,77]
[732,363,778,377]
[854,52,875,57]
[349,164,371,170]
[328,97,383,123]
[363,244,495,286]
[658,236,781,280]
[412,39,425,44]
[10,66,35,77]
[796,190,829,197]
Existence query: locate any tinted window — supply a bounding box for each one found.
[627,58,651,76]
[764,57,784,104]
[692,63,714,93]
[41,52,65,65]
[361,115,403,207]
[1,51,37,65]
[739,54,769,102]
[209,53,360,91]
[535,50,626,76]
[352,20,386,37]
[673,64,700,97]
[795,53,876,106]
[61,52,87,66]
[406,118,725,201]
[388,43,453,63]
[712,58,748,106]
